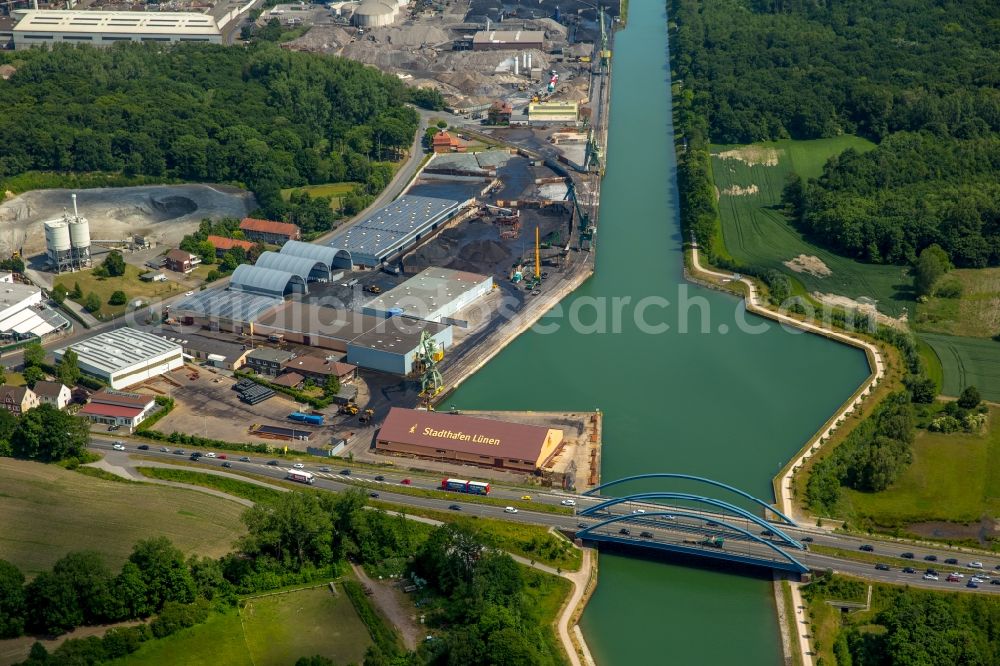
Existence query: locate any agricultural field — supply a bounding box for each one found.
[920,333,1000,401]
[54,263,186,320]
[711,136,913,317]
[840,407,1000,528]
[111,586,373,666]
[280,182,358,210]
[915,267,1000,339]
[0,459,246,575]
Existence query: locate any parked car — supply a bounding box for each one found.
[137,444,150,450]
[859,544,874,552]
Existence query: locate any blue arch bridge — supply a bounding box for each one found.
[574,474,809,575]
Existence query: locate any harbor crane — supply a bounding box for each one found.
[416,330,444,406]
[565,180,596,251]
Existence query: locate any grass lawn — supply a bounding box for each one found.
[110,586,371,666]
[55,264,185,319]
[840,407,1000,526]
[914,267,1000,338]
[135,467,284,505]
[281,182,359,211]
[711,136,914,317]
[919,333,1000,401]
[0,459,246,576]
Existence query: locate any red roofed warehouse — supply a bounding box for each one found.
[375,407,564,473]
[239,218,301,245]
[207,235,256,257]
[79,388,156,432]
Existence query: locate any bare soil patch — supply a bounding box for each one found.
[721,183,760,196]
[716,145,781,167]
[784,254,832,277]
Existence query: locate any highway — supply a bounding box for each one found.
[90,439,1000,594]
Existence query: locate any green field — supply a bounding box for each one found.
[711,136,914,316]
[136,467,284,504]
[112,586,371,666]
[0,459,246,575]
[915,266,1000,339]
[55,263,186,319]
[920,333,1000,401]
[841,407,1000,526]
[280,182,359,210]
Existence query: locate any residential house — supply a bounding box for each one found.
[165,249,200,274]
[245,347,296,376]
[0,385,39,415]
[33,381,71,410]
[431,130,466,154]
[207,235,256,258]
[280,355,357,384]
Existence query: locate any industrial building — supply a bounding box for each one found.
[155,332,250,371]
[44,195,91,273]
[79,389,157,432]
[12,11,222,50]
[346,317,452,375]
[328,194,473,268]
[239,217,301,245]
[255,251,330,283]
[362,267,493,323]
[472,30,544,51]
[0,282,71,340]
[351,0,400,27]
[170,289,283,334]
[55,329,183,390]
[254,303,384,352]
[279,240,353,271]
[229,264,308,297]
[528,101,579,123]
[376,407,564,473]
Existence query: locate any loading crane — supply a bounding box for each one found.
[565,180,596,251]
[584,128,604,175]
[416,330,444,406]
[598,5,612,73]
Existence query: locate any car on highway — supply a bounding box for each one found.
[969,561,984,568]
[504,507,518,514]
[222,462,232,468]
[191,452,203,458]
[875,563,890,571]
[449,505,461,511]
[137,444,149,450]
[966,580,979,589]
[970,577,985,584]
[239,456,251,462]
[190,454,201,461]
[923,573,939,580]
[160,447,170,452]
[577,523,588,529]
[319,467,331,472]
[267,460,279,466]
[924,554,938,562]
[619,528,631,535]
[925,568,938,576]
[561,499,577,506]
[901,552,914,559]
[903,567,916,574]
[204,452,216,458]
[340,469,351,475]
[944,558,959,565]
[859,544,874,552]
[991,579,1000,586]
[401,478,412,485]
[218,454,227,459]
[173,449,185,455]
[292,463,305,469]
[706,521,719,527]
[949,572,964,578]
[185,291,194,296]
[947,574,961,582]
[369,492,379,499]
[640,531,654,539]
[632,509,645,514]
[112,443,126,451]
[995,564,1000,570]
[801,536,813,542]
[521,495,532,500]
[374,475,385,481]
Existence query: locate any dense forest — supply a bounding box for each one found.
[671,0,1000,267]
[0,42,422,224]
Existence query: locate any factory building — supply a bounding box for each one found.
[528,101,579,124]
[44,196,91,273]
[55,329,183,390]
[255,251,330,284]
[472,30,544,51]
[279,240,353,271]
[347,317,452,375]
[12,11,221,49]
[229,264,308,297]
[376,407,564,473]
[351,0,399,27]
[328,194,472,268]
[0,282,71,340]
[253,303,383,353]
[239,217,301,245]
[170,289,283,334]
[362,267,493,323]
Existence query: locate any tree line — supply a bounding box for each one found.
[0,42,421,228]
[670,0,1000,270]
[1,488,562,666]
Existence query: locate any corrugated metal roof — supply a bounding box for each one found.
[230,264,306,297]
[13,10,220,36]
[172,288,282,322]
[279,240,351,268]
[254,251,325,281]
[57,329,181,375]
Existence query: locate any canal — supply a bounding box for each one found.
[448,2,872,664]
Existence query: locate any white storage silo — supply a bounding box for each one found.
[69,216,91,267]
[45,219,72,272]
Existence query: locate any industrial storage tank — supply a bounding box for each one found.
[69,216,91,266]
[44,220,71,253]
[352,0,396,27]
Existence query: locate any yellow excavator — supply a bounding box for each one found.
[339,402,359,416]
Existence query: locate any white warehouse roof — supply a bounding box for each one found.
[56,329,182,376]
[13,10,220,37]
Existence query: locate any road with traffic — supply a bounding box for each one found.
[90,438,1000,594]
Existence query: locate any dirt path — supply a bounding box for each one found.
[350,563,421,650]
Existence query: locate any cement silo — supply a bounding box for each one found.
[353,0,396,28]
[45,219,72,272]
[69,216,91,268]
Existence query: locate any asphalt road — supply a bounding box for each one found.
[90,439,1000,594]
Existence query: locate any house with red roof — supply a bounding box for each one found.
[239,218,301,245]
[79,388,156,432]
[207,235,256,258]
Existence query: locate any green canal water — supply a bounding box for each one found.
[448,3,871,664]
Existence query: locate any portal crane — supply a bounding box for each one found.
[565,180,596,251]
[598,5,612,73]
[416,330,443,405]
